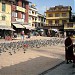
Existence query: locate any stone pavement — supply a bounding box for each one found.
[43,62,75,75]
[0,36,75,75]
[0,44,65,75]
[0,35,63,43]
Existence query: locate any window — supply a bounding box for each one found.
[38,17,40,21]
[55,13,60,17]
[2,16,5,20]
[35,18,37,21]
[48,20,52,24]
[12,12,15,17]
[32,24,34,26]
[55,20,59,24]
[32,17,34,21]
[2,3,6,12]
[22,2,25,8]
[62,20,67,24]
[29,17,32,20]
[67,23,73,27]
[48,14,53,17]
[15,12,17,17]
[41,18,43,22]
[29,10,31,14]
[12,12,14,16]
[62,13,67,17]
[35,24,37,27]
[35,11,37,15]
[44,18,45,22]
[41,24,43,27]
[32,11,34,14]
[12,11,17,17]
[38,23,40,27]
[22,13,25,19]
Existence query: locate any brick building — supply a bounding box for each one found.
[11,0,30,34]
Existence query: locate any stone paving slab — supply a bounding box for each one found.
[0,36,63,43]
[0,56,63,75]
[0,36,66,75]
[0,45,64,75]
[44,63,75,75]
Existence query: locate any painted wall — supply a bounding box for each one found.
[0,2,11,27]
[46,11,70,25]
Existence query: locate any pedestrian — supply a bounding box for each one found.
[14,33,17,38]
[65,33,73,64]
[21,30,24,40]
[27,32,30,38]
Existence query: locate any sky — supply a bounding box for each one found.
[29,0,74,14]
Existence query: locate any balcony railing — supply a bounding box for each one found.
[12,17,25,23]
[15,18,24,23]
[16,6,26,13]
[46,17,69,19]
[64,23,75,29]
[29,13,38,17]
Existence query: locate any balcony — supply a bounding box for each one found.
[64,27,74,29]
[46,17,69,20]
[29,13,38,17]
[13,18,25,23]
[15,18,24,23]
[64,23,74,29]
[16,6,26,13]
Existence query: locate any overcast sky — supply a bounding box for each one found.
[29,0,74,14]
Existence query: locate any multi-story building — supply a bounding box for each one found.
[29,5,46,30]
[35,13,46,29]
[11,0,30,34]
[45,5,72,36]
[64,13,75,37]
[29,4,38,30]
[29,4,46,36]
[0,0,14,38]
[35,13,46,36]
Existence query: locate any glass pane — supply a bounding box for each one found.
[2,16,5,20]
[2,3,6,12]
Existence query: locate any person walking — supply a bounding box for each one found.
[21,30,24,40]
[27,32,30,38]
[65,33,73,64]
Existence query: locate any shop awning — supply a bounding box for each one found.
[0,26,15,31]
[23,25,35,30]
[52,29,59,32]
[8,28,15,31]
[13,24,24,28]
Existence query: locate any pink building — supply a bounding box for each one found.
[11,0,30,34]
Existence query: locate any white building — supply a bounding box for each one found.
[29,4,38,29]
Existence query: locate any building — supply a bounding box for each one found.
[29,4,46,30]
[64,13,75,37]
[35,13,46,29]
[11,0,30,35]
[29,4,46,36]
[45,5,72,37]
[0,0,15,39]
[29,4,38,30]
[70,13,75,22]
[35,13,46,36]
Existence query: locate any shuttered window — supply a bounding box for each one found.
[2,3,6,12]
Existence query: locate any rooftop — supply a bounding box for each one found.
[46,5,72,12]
